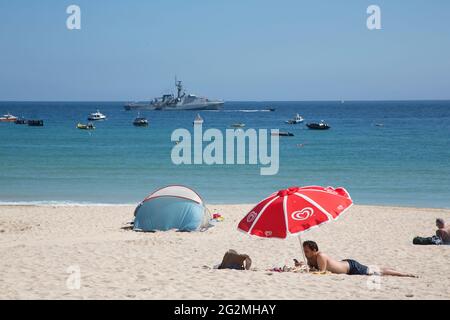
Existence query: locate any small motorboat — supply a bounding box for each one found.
[230,123,245,128]
[133,116,149,127]
[268,108,276,112]
[193,114,204,125]
[14,118,27,125]
[88,110,106,121]
[271,131,294,137]
[0,112,18,122]
[306,121,330,130]
[77,122,95,130]
[27,120,44,127]
[285,113,304,124]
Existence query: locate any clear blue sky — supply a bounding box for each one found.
[0,0,449,101]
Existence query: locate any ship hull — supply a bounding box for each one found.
[163,101,224,111]
[124,101,224,111]
[124,103,157,111]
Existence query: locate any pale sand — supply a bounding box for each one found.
[0,204,449,300]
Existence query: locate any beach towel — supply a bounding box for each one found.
[267,265,308,273]
[413,236,443,245]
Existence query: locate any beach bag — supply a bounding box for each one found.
[413,236,442,245]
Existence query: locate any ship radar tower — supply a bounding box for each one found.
[175,76,185,99]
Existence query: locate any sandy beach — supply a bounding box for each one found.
[0,204,449,300]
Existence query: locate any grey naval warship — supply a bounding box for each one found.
[124,79,224,111]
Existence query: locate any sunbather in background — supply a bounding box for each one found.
[436,218,450,244]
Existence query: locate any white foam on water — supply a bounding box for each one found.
[204,109,271,113]
[0,200,135,207]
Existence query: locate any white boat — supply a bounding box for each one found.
[88,110,106,121]
[0,112,18,122]
[230,123,245,128]
[285,114,304,124]
[193,114,204,125]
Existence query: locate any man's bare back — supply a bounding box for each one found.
[307,252,350,274]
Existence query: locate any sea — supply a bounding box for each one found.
[1,100,449,208]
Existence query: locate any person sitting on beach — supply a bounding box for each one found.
[436,218,450,244]
[296,241,417,277]
[218,249,252,270]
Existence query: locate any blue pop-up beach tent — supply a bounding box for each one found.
[133,185,210,232]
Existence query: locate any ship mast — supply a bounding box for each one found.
[175,76,183,99]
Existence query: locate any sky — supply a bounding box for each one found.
[0,0,449,101]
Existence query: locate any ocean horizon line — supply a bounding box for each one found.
[2,99,450,103]
[0,200,448,210]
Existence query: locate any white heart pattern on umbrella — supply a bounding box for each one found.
[246,211,257,223]
[291,207,314,221]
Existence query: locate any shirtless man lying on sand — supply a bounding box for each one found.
[296,241,417,277]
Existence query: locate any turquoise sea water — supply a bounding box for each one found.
[0,101,449,208]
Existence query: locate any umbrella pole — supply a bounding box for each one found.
[298,235,309,272]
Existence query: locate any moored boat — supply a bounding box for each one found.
[0,112,18,122]
[230,123,245,128]
[272,131,294,137]
[306,120,330,130]
[27,120,44,127]
[14,118,27,125]
[285,113,304,124]
[77,122,95,130]
[88,110,106,121]
[133,115,149,127]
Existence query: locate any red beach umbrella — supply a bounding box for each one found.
[238,186,353,266]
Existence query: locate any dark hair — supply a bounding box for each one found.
[436,218,445,225]
[303,240,319,251]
